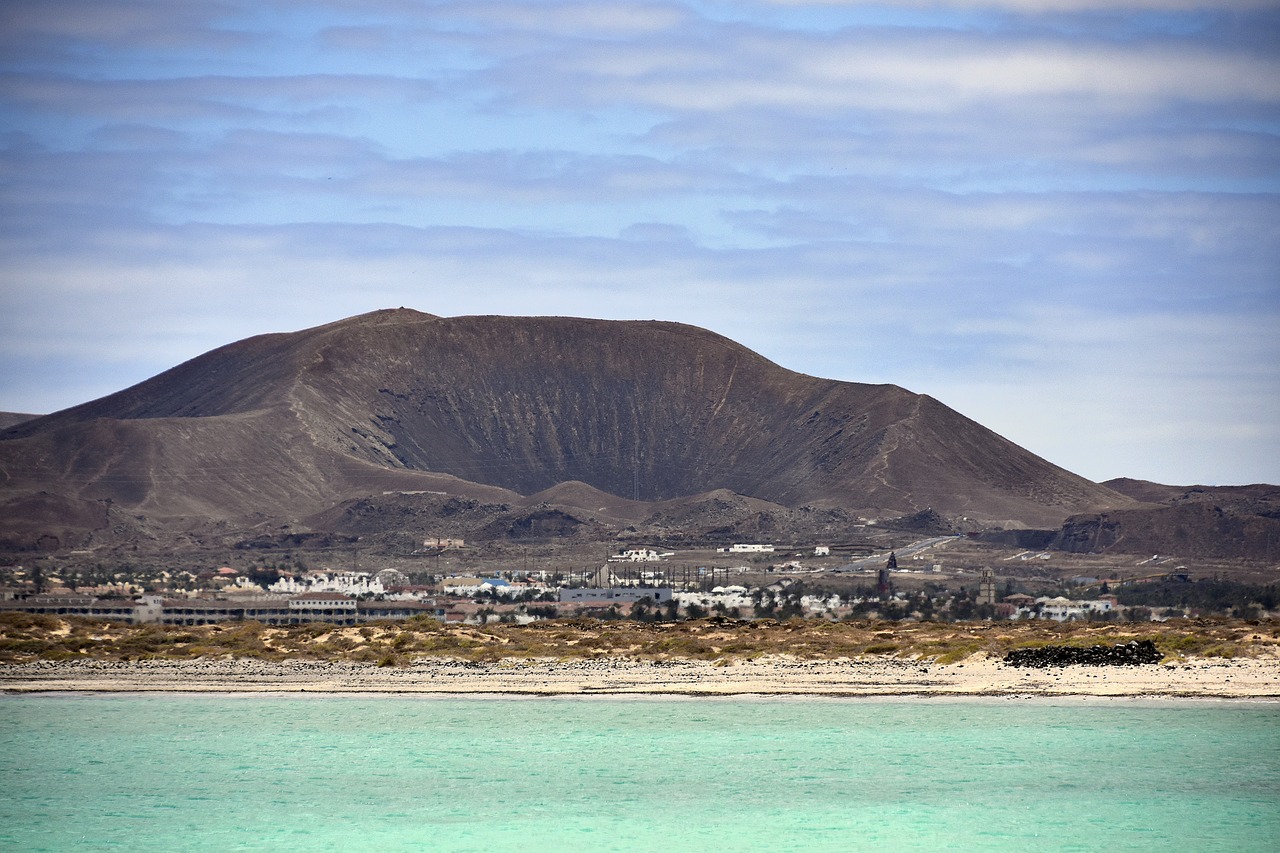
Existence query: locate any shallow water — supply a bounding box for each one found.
[2,695,1277,852]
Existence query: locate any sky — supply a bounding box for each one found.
[1,0,1277,487]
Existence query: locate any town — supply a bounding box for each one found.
[3,536,1273,627]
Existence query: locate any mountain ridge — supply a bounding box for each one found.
[1,308,1132,551]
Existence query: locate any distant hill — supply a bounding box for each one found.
[0,412,39,430]
[0,309,1131,551]
[1103,478,1277,510]
[981,480,1280,561]
[1059,481,1280,560]
[1101,478,1188,504]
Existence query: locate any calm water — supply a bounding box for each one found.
[1,695,1277,852]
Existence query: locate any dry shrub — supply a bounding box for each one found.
[1,613,1276,663]
[0,612,63,634]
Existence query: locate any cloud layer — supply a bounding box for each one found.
[1,0,1277,485]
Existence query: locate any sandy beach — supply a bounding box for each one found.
[3,656,1278,698]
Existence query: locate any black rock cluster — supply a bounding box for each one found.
[1003,640,1162,668]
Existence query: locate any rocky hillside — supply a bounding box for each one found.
[0,413,38,430]
[977,481,1280,561]
[1055,482,1280,560]
[0,309,1130,550]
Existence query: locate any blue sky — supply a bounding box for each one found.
[1,0,1277,486]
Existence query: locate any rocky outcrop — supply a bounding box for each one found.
[1056,503,1280,560]
[1004,640,1162,667]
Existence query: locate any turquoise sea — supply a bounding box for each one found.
[2,695,1278,852]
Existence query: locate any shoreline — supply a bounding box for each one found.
[3,657,1278,698]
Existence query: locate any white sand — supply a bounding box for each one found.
[3,656,1278,698]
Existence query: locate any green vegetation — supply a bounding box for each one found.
[1116,578,1278,619]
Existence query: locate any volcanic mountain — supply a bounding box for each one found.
[0,309,1129,550]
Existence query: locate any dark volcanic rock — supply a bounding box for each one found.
[1003,640,1162,668]
[485,508,587,541]
[233,532,359,551]
[882,507,956,535]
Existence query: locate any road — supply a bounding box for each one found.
[837,535,957,571]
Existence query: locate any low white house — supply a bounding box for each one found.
[423,537,465,549]
[440,577,487,595]
[270,571,385,597]
[608,548,673,562]
[721,543,775,553]
[1020,595,1117,622]
[674,587,753,610]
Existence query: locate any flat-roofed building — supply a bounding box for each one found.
[288,592,357,625]
[357,600,445,621]
[721,543,774,553]
[0,594,161,624]
[163,594,358,626]
[161,597,292,626]
[5,592,456,627]
[441,577,488,595]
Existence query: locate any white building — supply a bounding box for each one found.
[799,593,842,615]
[441,577,487,595]
[270,571,385,597]
[423,537,465,549]
[288,592,358,625]
[721,543,775,553]
[674,586,754,611]
[608,548,673,562]
[1020,596,1117,622]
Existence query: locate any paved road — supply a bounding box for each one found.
[837,535,957,571]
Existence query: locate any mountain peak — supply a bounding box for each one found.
[0,310,1131,549]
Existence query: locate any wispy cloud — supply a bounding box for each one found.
[0,0,1275,484]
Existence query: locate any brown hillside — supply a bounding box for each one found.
[1101,477,1187,504]
[1060,482,1280,560]
[0,309,1130,548]
[0,413,39,430]
[1058,502,1280,561]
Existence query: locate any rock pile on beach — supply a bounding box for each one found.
[1003,640,1162,668]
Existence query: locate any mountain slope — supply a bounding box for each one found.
[0,308,1129,547]
[1057,480,1280,560]
[0,413,39,430]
